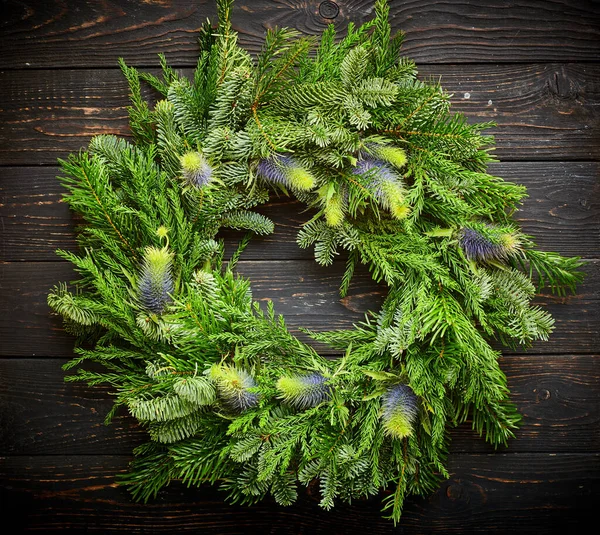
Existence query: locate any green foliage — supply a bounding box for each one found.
[48,0,583,526]
[220,210,274,235]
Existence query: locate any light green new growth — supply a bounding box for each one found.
[370,145,408,169]
[143,246,172,276]
[319,184,346,227]
[378,178,409,219]
[47,0,584,525]
[286,165,316,191]
[383,412,413,439]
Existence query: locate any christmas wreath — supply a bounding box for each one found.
[48,0,583,523]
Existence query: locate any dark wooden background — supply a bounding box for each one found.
[1,1,599,533]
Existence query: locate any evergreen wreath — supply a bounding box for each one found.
[48,0,584,523]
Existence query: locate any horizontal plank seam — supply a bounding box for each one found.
[2,351,598,359]
[3,159,600,169]
[1,161,600,170]
[1,453,598,459]
[1,354,597,361]
[2,258,599,264]
[2,60,600,72]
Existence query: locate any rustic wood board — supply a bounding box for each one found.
[1,64,599,165]
[1,162,599,261]
[1,355,598,455]
[0,454,597,533]
[2,0,599,68]
[1,260,598,357]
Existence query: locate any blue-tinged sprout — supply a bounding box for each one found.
[460,226,521,263]
[277,373,331,409]
[353,157,410,219]
[257,155,315,191]
[257,157,287,185]
[381,384,419,439]
[138,246,174,315]
[180,151,213,187]
[209,364,259,412]
[367,143,408,169]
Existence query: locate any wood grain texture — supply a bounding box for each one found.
[1,64,599,165]
[0,359,142,456]
[1,356,598,456]
[1,0,599,69]
[0,453,597,534]
[1,162,598,262]
[0,260,598,357]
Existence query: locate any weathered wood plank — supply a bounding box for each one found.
[1,356,597,456]
[0,167,76,261]
[423,63,600,161]
[1,0,599,69]
[2,162,598,262]
[0,453,596,533]
[0,359,141,456]
[1,64,598,165]
[0,260,598,357]
[453,354,600,453]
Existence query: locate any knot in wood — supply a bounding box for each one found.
[445,483,465,501]
[547,70,579,101]
[319,1,339,19]
[535,388,551,402]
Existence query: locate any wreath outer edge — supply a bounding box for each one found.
[47,0,584,523]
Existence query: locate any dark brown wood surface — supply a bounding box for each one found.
[1,1,599,533]
[2,64,599,164]
[1,454,597,534]
[2,0,599,67]
[2,355,598,456]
